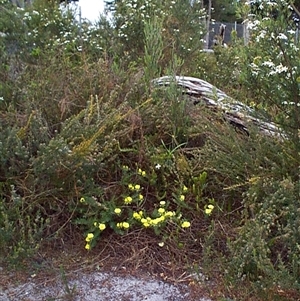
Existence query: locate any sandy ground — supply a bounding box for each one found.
[1,270,212,301]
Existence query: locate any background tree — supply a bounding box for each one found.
[202,0,239,22]
[108,0,206,71]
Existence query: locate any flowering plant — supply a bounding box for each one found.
[245,0,300,139]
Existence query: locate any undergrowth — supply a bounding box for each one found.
[0,0,299,300]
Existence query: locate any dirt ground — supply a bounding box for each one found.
[1,270,212,301]
[0,231,215,301]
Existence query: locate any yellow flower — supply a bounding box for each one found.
[122,165,129,171]
[79,197,85,203]
[143,222,150,228]
[141,218,150,227]
[158,207,165,215]
[180,195,185,201]
[141,218,147,224]
[128,184,134,190]
[160,201,166,206]
[151,216,165,225]
[158,242,164,247]
[165,211,174,218]
[117,222,130,229]
[134,184,141,191]
[158,216,165,222]
[124,196,133,204]
[122,222,130,229]
[138,194,144,201]
[85,233,94,242]
[205,204,214,216]
[99,223,106,231]
[182,185,188,192]
[151,218,159,225]
[93,222,98,227]
[85,243,91,250]
[138,168,146,177]
[114,208,122,215]
[133,212,141,220]
[181,221,191,228]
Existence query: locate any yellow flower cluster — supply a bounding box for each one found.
[85,233,94,250]
[93,222,106,231]
[133,211,143,220]
[128,183,141,191]
[205,204,214,216]
[85,233,94,241]
[132,210,175,228]
[143,216,164,227]
[124,196,133,204]
[138,168,146,177]
[117,221,130,229]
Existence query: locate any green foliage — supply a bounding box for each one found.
[76,163,198,250]
[239,2,300,143]
[231,176,300,285]
[0,185,47,265]
[112,0,205,68]
[143,16,164,85]
[1,0,300,298]
[203,0,240,22]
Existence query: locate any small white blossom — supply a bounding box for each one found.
[262,61,275,68]
[287,29,296,35]
[248,20,260,30]
[277,33,288,40]
[269,64,288,75]
[256,30,266,42]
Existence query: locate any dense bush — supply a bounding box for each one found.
[0,0,299,299]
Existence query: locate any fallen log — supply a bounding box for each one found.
[152,76,285,138]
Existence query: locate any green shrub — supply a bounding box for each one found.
[1,1,300,298]
[0,185,48,265]
[229,175,300,289]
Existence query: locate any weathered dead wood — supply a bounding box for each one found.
[152,76,285,138]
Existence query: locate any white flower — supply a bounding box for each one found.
[250,63,260,73]
[155,163,161,170]
[256,30,266,42]
[277,33,288,40]
[275,64,288,73]
[287,29,296,35]
[247,20,260,30]
[262,61,275,68]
